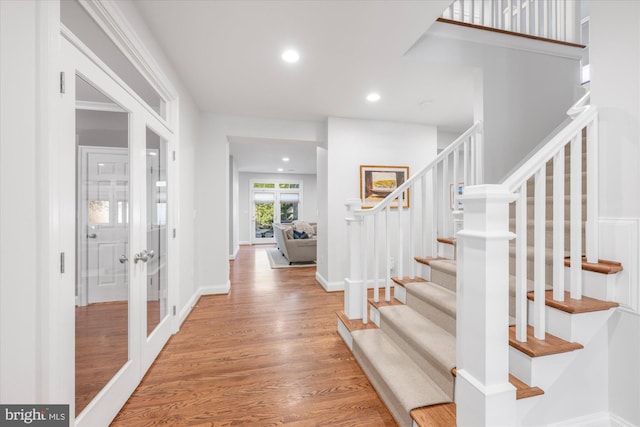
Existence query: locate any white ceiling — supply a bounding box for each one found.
[133,0,474,174]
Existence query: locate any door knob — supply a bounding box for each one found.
[147,250,155,259]
[134,250,148,264]
[119,254,128,264]
[87,233,97,238]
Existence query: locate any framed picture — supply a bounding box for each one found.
[360,165,410,209]
[450,182,464,210]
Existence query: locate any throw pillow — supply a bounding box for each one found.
[293,220,315,236]
[293,230,309,239]
[285,227,294,240]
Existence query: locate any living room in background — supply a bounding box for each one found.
[251,180,303,244]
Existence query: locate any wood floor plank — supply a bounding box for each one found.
[112,245,396,426]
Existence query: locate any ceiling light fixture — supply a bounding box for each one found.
[282,157,290,162]
[366,92,381,103]
[277,168,284,172]
[282,49,300,63]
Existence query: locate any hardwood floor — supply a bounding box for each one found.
[76,301,128,416]
[112,245,396,426]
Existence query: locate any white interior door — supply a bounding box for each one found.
[62,36,174,426]
[79,147,129,305]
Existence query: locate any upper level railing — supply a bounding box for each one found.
[344,121,483,323]
[441,0,581,45]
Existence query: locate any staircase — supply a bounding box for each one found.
[337,90,625,426]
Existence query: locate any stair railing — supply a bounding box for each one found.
[344,121,483,323]
[456,93,598,424]
[441,0,581,45]
[502,93,597,341]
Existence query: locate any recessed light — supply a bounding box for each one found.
[366,92,381,102]
[417,99,433,108]
[277,168,284,172]
[282,49,300,63]
[282,157,290,162]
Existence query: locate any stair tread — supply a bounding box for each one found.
[411,403,456,427]
[352,329,452,420]
[405,282,457,318]
[380,305,456,373]
[509,374,545,399]
[527,290,619,313]
[415,256,448,266]
[392,276,427,288]
[451,368,543,400]
[369,297,403,310]
[509,325,583,357]
[563,257,623,274]
[336,311,377,332]
[437,236,456,246]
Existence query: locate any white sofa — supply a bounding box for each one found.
[272,222,317,264]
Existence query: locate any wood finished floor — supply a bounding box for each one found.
[112,245,396,426]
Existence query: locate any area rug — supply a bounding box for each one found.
[266,247,316,269]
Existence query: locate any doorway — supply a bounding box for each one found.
[63,37,175,426]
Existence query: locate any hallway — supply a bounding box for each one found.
[111,245,395,426]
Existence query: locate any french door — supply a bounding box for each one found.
[61,37,174,426]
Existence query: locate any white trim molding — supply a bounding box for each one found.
[315,271,344,292]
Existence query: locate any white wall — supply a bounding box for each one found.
[590,2,640,424]
[238,172,317,244]
[0,0,39,403]
[197,114,324,292]
[409,26,581,183]
[437,128,462,151]
[319,117,437,289]
[229,156,240,258]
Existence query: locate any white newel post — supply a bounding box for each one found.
[344,199,364,319]
[456,185,517,426]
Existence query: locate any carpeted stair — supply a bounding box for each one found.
[351,271,457,427]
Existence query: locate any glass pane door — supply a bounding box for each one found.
[146,128,169,337]
[75,76,130,417]
[253,191,276,243]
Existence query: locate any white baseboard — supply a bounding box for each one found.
[177,281,231,329]
[315,272,344,292]
[548,412,613,427]
[229,245,240,260]
[239,241,251,246]
[610,413,637,427]
[599,218,639,312]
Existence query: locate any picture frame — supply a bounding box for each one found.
[450,182,464,210]
[360,165,410,209]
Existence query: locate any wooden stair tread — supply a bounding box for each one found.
[527,290,619,314]
[336,311,377,332]
[414,256,448,266]
[509,325,583,357]
[437,236,456,246]
[509,374,545,400]
[368,297,403,309]
[563,257,623,274]
[392,276,427,287]
[411,403,456,427]
[451,368,543,400]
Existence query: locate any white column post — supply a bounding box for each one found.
[344,199,364,319]
[456,185,517,426]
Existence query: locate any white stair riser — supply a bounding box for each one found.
[430,268,457,292]
[566,268,617,301]
[370,305,381,327]
[394,283,407,303]
[337,318,354,350]
[509,347,580,390]
[439,242,456,260]
[526,300,615,343]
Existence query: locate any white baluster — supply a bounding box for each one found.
[385,206,391,301]
[409,184,416,280]
[497,0,504,29]
[543,0,548,38]
[421,174,428,258]
[373,214,380,303]
[443,156,449,237]
[463,139,469,189]
[516,184,528,342]
[534,167,546,340]
[507,0,513,31]
[397,194,404,281]
[361,215,368,323]
[477,128,484,184]
[453,146,459,213]
[570,133,582,299]
[553,149,565,301]
[516,0,521,33]
[586,119,599,263]
[534,0,539,36]
[432,164,439,257]
[525,0,530,35]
